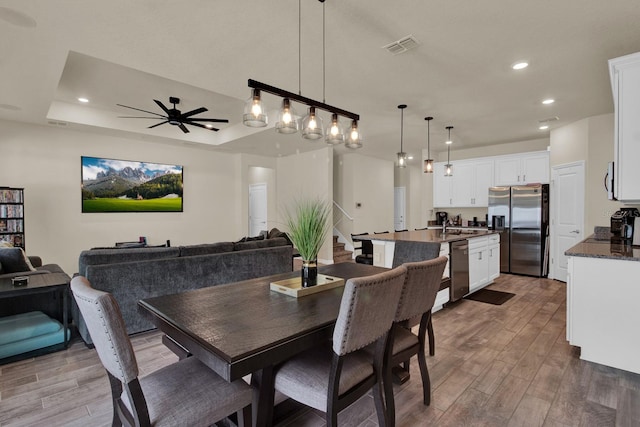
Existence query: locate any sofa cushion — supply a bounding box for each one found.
[0,248,36,274]
[78,247,180,276]
[179,242,234,257]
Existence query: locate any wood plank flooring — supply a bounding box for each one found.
[2,274,640,426]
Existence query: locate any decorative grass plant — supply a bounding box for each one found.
[283,198,331,262]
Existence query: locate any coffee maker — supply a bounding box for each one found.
[436,211,448,225]
[611,208,640,240]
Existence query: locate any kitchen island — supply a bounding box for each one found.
[358,228,500,309]
[565,236,640,374]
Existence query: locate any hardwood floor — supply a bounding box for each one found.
[2,274,639,426]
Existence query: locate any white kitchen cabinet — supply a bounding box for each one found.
[433,162,454,207]
[434,159,494,207]
[488,234,500,281]
[567,254,640,374]
[468,235,500,294]
[609,52,640,202]
[494,151,549,186]
[468,236,489,293]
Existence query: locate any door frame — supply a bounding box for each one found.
[550,161,585,281]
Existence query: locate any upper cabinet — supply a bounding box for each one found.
[609,52,640,203]
[494,151,549,186]
[433,159,494,208]
[432,151,548,208]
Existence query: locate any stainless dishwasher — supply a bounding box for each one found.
[450,240,469,302]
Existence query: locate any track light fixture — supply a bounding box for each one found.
[243,0,361,148]
[445,126,453,176]
[424,116,434,173]
[397,104,407,168]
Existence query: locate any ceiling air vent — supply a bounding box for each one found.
[538,116,559,124]
[383,35,420,55]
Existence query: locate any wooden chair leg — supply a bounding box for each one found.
[417,347,431,406]
[237,405,252,427]
[374,380,390,427]
[427,312,435,356]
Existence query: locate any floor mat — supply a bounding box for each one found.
[465,289,515,305]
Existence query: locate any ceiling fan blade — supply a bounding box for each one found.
[148,121,168,129]
[178,123,190,133]
[180,107,207,119]
[117,104,165,117]
[187,121,220,132]
[186,118,230,123]
[154,99,172,115]
[117,116,163,119]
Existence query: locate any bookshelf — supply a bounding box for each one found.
[0,187,25,250]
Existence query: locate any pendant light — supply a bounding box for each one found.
[242,89,268,127]
[301,106,324,140]
[275,98,298,134]
[326,113,345,144]
[345,119,362,148]
[397,104,407,168]
[445,125,453,176]
[423,116,434,173]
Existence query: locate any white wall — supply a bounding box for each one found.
[277,147,333,263]
[240,154,278,235]
[0,120,243,274]
[335,153,394,237]
[550,113,630,233]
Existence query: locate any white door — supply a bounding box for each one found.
[551,162,585,282]
[248,183,267,237]
[394,187,406,231]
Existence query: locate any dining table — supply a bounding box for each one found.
[138,261,388,427]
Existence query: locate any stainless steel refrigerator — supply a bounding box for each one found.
[488,184,549,277]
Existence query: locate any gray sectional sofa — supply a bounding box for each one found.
[75,237,293,345]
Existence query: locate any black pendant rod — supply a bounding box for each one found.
[248,79,360,121]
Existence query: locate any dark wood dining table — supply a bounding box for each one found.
[138,262,388,427]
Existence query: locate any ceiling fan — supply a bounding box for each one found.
[117,96,229,133]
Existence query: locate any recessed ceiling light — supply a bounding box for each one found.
[539,124,549,130]
[542,98,555,105]
[78,97,89,103]
[512,61,529,70]
[407,155,413,160]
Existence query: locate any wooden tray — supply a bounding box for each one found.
[270,274,345,297]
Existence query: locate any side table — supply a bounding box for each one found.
[0,272,71,363]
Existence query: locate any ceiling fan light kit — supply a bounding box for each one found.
[117,97,229,134]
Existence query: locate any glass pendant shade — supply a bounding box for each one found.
[301,107,324,140]
[345,120,362,148]
[424,159,434,173]
[397,152,407,168]
[243,89,268,127]
[325,113,345,145]
[275,98,298,134]
[445,163,453,176]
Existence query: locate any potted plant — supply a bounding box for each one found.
[284,197,332,287]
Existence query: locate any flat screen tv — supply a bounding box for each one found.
[81,156,183,213]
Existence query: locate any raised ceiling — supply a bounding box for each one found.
[2,0,640,162]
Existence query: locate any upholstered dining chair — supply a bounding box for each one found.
[272,266,407,427]
[70,276,253,427]
[391,241,443,357]
[385,257,447,424]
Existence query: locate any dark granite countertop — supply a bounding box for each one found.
[358,229,498,244]
[565,235,640,261]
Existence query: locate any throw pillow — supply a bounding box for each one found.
[0,247,37,273]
